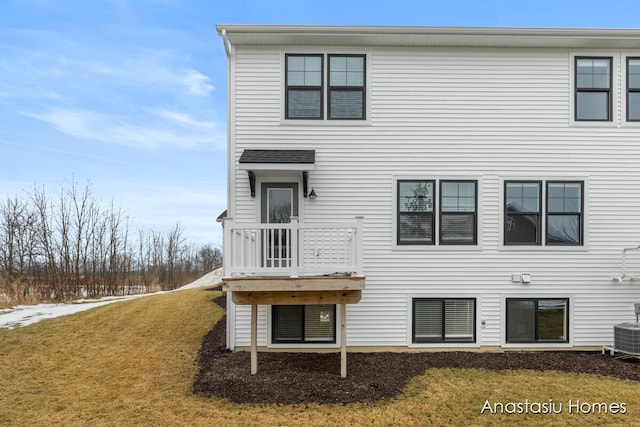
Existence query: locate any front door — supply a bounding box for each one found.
[261,183,299,267]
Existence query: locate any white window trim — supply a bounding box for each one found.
[392,175,483,251]
[500,294,575,348]
[267,304,342,349]
[569,51,620,127]
[498,175,589,252]
[407,293,480,348]
[279,48,372,126]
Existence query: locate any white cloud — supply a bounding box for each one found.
[152,109,216,129]
[181,68,214,96]
[23,107,225,150]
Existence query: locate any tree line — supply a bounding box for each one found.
[0,180,221,306]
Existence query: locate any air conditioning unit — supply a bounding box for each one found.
[614,322,640,354]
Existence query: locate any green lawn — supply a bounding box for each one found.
[1,288,638,426]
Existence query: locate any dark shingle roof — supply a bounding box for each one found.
[216,210,227,222]
[239,149,315,164]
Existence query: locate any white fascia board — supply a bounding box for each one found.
[216,24,640,49]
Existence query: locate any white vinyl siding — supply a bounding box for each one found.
[228,44,640,349]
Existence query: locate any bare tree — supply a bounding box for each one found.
[0,179,221,306]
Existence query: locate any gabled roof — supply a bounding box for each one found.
[239,149,315,164]
[217,24,640,49]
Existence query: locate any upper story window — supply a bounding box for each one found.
[328,55,365,119]
[285,53,366,120]
[627,57,640,121]
[504,180,583,246]
[285,54,323,119]
[397,179,477,246]
[575,57,612,121]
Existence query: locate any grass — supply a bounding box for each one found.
[1,288,639,426]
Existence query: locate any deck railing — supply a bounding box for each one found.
[222,216,363,277]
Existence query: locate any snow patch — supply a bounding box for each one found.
[179,268,223,290]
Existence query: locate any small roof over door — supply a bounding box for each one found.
[239,149,315,170]
[239,149,316,197]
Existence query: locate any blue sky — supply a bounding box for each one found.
[2,0,639,247]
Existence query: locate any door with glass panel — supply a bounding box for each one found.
[261,183,299,268]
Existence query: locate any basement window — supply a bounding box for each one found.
[506,298,568,343]
[413,298,475,343]
[272,305,336,343]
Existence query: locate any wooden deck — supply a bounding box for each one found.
[222,274,365,378]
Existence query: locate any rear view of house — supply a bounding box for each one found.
[217,25,640,368]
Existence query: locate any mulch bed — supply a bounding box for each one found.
[193,294,640,404]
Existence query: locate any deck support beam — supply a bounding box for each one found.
[251,303,257,375]
[340,303,347,378]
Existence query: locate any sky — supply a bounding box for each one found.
[2,0,640,247]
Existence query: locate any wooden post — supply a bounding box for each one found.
[251,304,258,375]
[341,303,347,378]
[355,216,364,276]
[290,217,299,278]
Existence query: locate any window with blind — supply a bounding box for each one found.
[285,53,365,120]
[413,298,475,343]
[272,304,336,343]
[328,55,365,119]
[285,54,323,119]
[440,181,477,245]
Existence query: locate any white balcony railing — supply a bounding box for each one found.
[222,216,363,278]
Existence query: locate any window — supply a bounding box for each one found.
[503,180,583,246]
[506,298,568,343]
[505,181,541,245]
[575,57,612,121]
[546,182,583,245]
[398,180,435,245]
[413,298,475,343]
[328,55,365,119]
[440,181,477,245]
[285,54,323,119]
[285,53,365,120]
[627,58,640,121]
[272,305,336,343]
[397,179,478,246]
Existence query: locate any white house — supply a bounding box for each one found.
[216,25,640,375]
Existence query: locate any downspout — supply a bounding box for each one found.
[220,28,235,351]
[221,29,231,58]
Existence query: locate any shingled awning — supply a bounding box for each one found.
[238,149,316,197]
[239,149,315,166]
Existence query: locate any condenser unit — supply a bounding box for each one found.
[614,322,640,354]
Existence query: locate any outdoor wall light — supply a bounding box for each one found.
[308,188,317,200]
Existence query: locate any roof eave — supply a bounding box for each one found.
[216,24,640,49]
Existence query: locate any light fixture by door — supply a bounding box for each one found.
[308,188,317,200]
